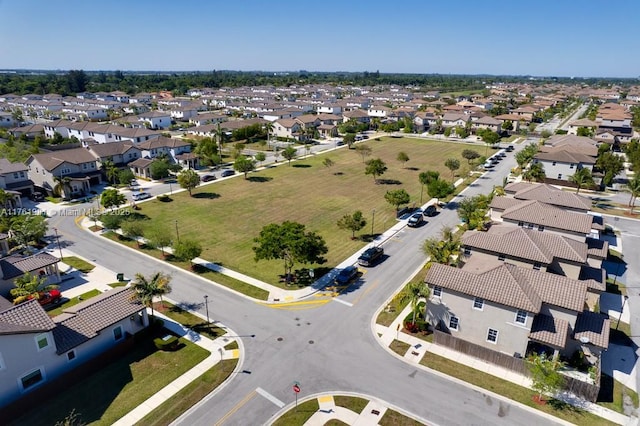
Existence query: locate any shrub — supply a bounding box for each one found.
[157,194,172,202]
[154,335,179,351]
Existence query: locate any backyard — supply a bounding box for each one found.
[114,137,478,285]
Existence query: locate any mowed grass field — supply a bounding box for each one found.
[131,137,477,285]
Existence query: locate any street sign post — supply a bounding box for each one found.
[293,382,301,411]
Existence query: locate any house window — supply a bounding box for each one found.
[19,171,25,178]
[552,161,557,166]
[463,248,471,256]
[473,297,484,310]
[487,328,499,343]
[498,254,505,261]
[533,262,542,270]
[518,221,524,227]
[13,172,18,178]
[20,368,44,390]
[67,350,76,361]
[515,310,527,325]
[538,225,544,231]
[449,316,459,331]
[527,223,534,229]
[113,326,123,341]
[570,163,575,169]
[35,333,50,351]
[82,163,87,169]
[433,286,442,298]
[558,174,562,179]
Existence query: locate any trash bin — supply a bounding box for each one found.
[116,273,124,281]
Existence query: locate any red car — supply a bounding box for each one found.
[30,289,62,306]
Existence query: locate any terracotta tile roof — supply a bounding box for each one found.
[498,199,597,234]
[505,182,592,211]
[489,196,523,211]
[529,314,569,348]
[586,238,608,259]
[534,150,596,164]
[28,147,97,171]
[0,299,56,335]
[515,267,588,311]
[462,226,587,264]
[128,158,153,168]
[425,262,542,313]
[0,253,60,280]
[573,311,610,349]
[579,265,606,292]
[52,287,143,354]
[137,136,189,150]
[88,141,138,158]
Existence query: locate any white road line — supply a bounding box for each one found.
[333,298,353,307]
[256,387,285,408]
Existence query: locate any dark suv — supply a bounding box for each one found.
[335,265,359,285]
[357,246,384,266]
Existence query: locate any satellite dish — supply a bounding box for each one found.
[579,336,590,344]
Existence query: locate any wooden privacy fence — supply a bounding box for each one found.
[432,329,601,402]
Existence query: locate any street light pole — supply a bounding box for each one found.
[175,220,180,242]
[204,295,210,329]
[371,209,376,237]
[616,295,629,330]
[53,228,63,260]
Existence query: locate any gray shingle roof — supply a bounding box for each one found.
[0,299,56,335]
[529,314,569,348]
[28,147,97,171]
[52,287,143,354]
[462,226,587,264]
[573,311,610,349]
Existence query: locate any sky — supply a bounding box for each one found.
[0,0,639,78]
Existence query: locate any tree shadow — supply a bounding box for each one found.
[378,179,402,185]
[292,164,312,168]
[597,373,615,404]
[547,398,583,413]
[333,172,344,176]
[406,167,420,171]
[247,176,273,183]
[192,192,221,199]
[126,212,150,221]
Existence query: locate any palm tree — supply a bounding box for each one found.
[53,176,72,198]
[568,168,594,194]
[422,227,461,266]
[399,280,430,325]
[10,272,57,303]
[215,122,226,156]
[0,189,13,209]
[102,159,118,185]
[130,272,172,320]
[627,175,640,213]
[264,122,274,147]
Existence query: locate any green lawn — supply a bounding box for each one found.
[420,352,615,425]
[333,395,369,414]
[48,289,102,316]
[390,339,411,356]
[598,374,639,414]
[379,409,424,426]
[11,329,209,426]
[114,137,475,286]
[61,256,96,273]
[154,300,227,340]
[271,398,319,426]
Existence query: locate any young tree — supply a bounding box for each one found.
[355,144,372,163]
[523,162,546,182]
[254,151,266,166]
[457,195,491,230]
[337,210,367,239]
[568,168,594,194]
[343,133,356,148]
[149,159,171,180]
[10,215,47,249]
[118,169,135,186]
[626,174,640,213]
[146,224,172,256]
[384,189,411,213]
[120,219,145,247]
[173,239,203,267]
[53,176,72,198]
[596,151,625,187]
[397,151,410,168]
[101,188,126,209]
[130,271,172,319]
[234,155,257,179]
[282,146,297,165]
[102,159,119,185]
[10,272,56,304]
[527,353,565,403]
[365,158,387,183]
[176,169,200,196]
[427,179,454,200]
[444,158,461,181]
[399,280,430,325]
[253,221,328,281]
[194,137,221,167]
[461,149,480,164]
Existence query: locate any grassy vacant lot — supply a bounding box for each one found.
[420,352,615,426]
[126,137,475,285]
[12,331,209,426]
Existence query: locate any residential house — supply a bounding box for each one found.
[533,134,599,183]
[136,136,196,169]
[189,113,226,127]
[471,115,502,133]
[0,252,61,297]
[273,118,302,140]
[0,159,32,200]
[0,287,147,409]
[367,106,393,118]
[26,148,101,198]
[87,141,142,167]
[138,111,172,129]
[0,112,16,128]
[567,118,598,136]
[503,182,592,213]
[425,260,609,362]
[441,113,469,129]
[316,103,342,115]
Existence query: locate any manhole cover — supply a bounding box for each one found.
[277,337,283,341]
[308,340,314,344]
[296,323,301,326]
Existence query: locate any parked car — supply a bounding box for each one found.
[334,265,359,285]
[408,212,425,227]
[506,145,514,152]
[129,179,140,187]
[357,246,384,267]
[483,161,495,169]
[423,205,437,217]
[30,289,62,306]
[220,169,235,177]
[132,192,152,201]
[200,174,217,182]
[496,149,506,158]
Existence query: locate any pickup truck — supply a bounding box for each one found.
[357,246,384,267]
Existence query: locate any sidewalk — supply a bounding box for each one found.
[374,304,634,425]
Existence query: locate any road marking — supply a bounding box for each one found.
[333,298,353,307]
[261,300,331,310]
[256,387,285,408]
[352,281,379,306]
[318,395,333,403]
[214,390,257,426]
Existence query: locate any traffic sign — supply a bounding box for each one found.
[293,384,301,393]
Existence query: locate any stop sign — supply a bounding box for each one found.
[293,384,301,393]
